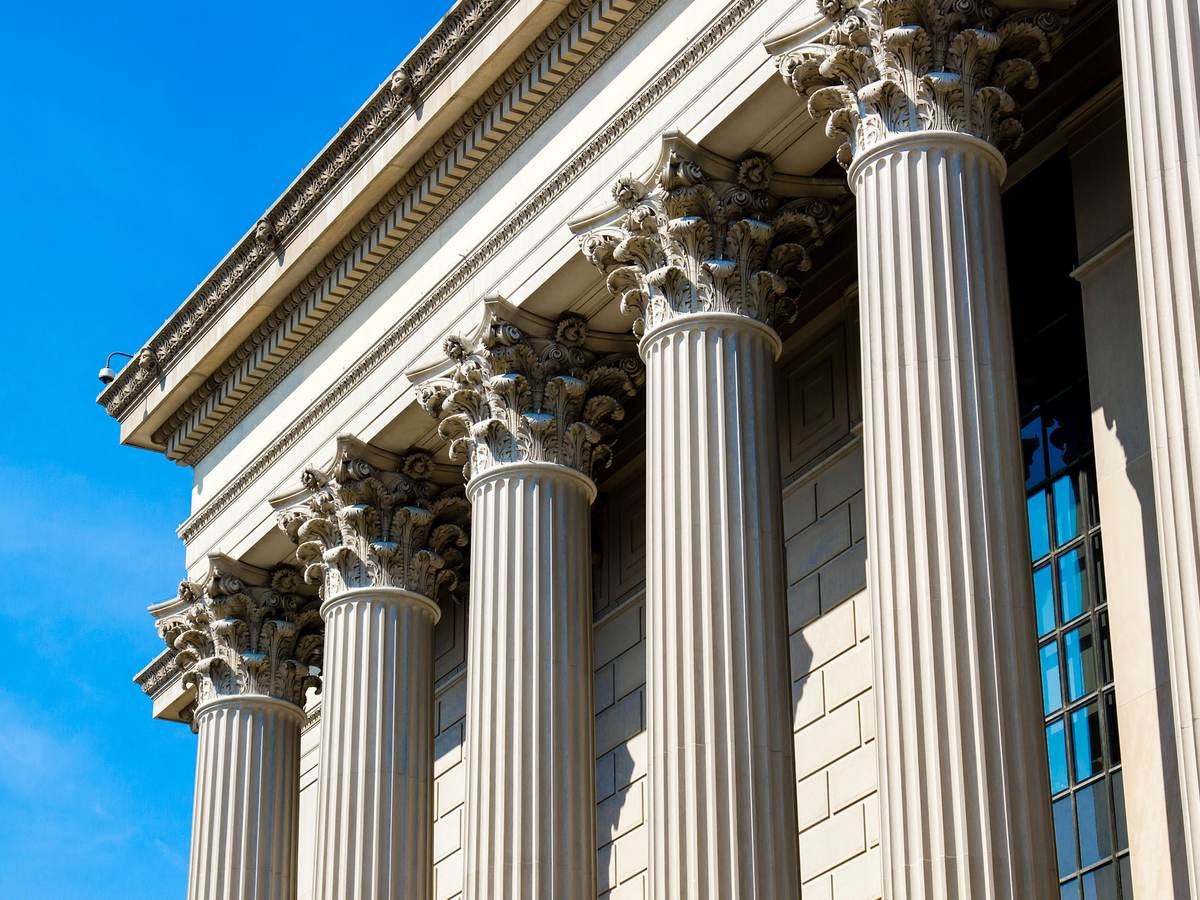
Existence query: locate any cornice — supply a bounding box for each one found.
[133,647,182,698]
[97,0,521,422]
[162,0,650,467]
[178,0,769,546]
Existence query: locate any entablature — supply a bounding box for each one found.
[99,0,643,456]
[170,0,843,579]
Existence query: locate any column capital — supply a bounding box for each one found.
[277,435,470,601]
[580,140,840,340]
[416,312,643,483]
[158,554,322,714]
[778,0,1070,168]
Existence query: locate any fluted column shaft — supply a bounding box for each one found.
[312,587,439,900]
[852,132,1056,898]
[643,312,800,899]
[1118,0,1200,887]
[463,462,596,899]
[188,696,303,900]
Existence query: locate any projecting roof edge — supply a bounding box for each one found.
[175,0,773,547]
[97,0,547,424]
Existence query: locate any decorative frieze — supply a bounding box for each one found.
[779,0,1070,167]
[581,142,839,338]
[416,313,643,481]
[277,435,469,600]
[158,556,322,712]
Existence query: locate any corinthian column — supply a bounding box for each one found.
[582,137,841,898]
[278,438,468,900]
[418,309,641,899]
[160,555,322,900]
[781,3,1068,896]
[1116,0,1200,889]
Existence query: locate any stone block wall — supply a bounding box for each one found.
[779,319,880,900]
[784,442,879,898]
[592,464,650,899]
[431,597,470,899]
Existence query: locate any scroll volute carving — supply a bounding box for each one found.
[416,313,644,482]
[580,143,841,337]
[158,557,322,717]
[277,436,470,601]
[778,0,1071,167]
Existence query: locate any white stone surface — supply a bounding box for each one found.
[1118,0,1200,888]
[312,588,440,900]
[463,463,598,899]
[643,313,801,898]
[188,697,304,900]
[1066,86,1192,899]
[851,132,1056,898]
[118,0,1200,895]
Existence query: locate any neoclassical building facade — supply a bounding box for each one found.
[107,0,1200,896]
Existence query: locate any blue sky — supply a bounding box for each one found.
[0,3,449,896]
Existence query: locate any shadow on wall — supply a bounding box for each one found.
[593,597,645,897]
[1091,329,1189,882]
[782,439,876,894]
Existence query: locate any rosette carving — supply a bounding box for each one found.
[278,437,470,600]
[779,0,1069,167]
[158,557,323,714]
[580,149,838,337]
[416,314,643,481]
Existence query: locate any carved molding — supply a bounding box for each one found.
[134,648,182,698]
[97,0,524,421]
[778,0,1070,167]
[161,0,669,468]
[416,310,643,482]
[277,436,470,600]
[579,135,844,338]
[177,0,763,545]
[157,556,322,714]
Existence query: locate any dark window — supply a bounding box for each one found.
[1005,153,1131,897]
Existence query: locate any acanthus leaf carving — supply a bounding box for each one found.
[278,437,470,601]
[157,558,323,719]
[778,0,1070,167]
[416,313,643,481]
[580,147,840,337]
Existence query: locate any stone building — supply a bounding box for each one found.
[104,0,1200,896]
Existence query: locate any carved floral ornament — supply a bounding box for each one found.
[157,558,323,716]
[277,438,470,602]
[778,0,1070,168]
[579,148,840,338]
[416,314,644,482]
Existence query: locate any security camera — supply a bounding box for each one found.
[98,351,135,386]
